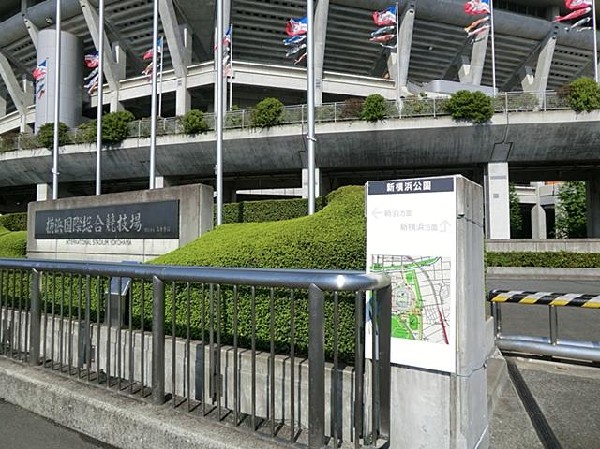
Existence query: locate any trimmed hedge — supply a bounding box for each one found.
[143,186,367,362]
[222,196,328,224]
[486,251,600,268]
[0,212,27,231]
[0,231,27,258]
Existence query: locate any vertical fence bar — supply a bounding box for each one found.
[333,291,340,446]
[269,287,275,436]
[308,283,325,449]
[290,289,296,442]
[29,270,41,366]
[549,305,559,345]
[117,278,123,391]
[96,277,102,385]
[171,282,176,407]
[251,286,256,430]
[491,301,502,338]
[106,277,112,388]
[185,283,191,412]
[141,280,146,396]
[233,285,239,425]
[378,285,392,438]
[354,290,365,449]
[152,276,166,405]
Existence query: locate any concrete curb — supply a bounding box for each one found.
[0,359,284,449]
[486,267,600,281]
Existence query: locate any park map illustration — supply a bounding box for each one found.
[371,255,452,344]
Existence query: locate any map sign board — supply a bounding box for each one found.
[366,176,458,373]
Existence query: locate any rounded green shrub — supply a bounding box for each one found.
[444,90,494,124]
[101,110,135,144]
[37,122,70,148]
[180,109,209,134]
[250,97,284,128]
[564,77,600,112]
[75,120,97,144]
[0,231,27,258]
[361,94,387,122]
[0,212,27,231]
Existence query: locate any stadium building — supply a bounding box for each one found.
[0,0,599,238]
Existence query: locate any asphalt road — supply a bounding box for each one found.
[485,277,600,343]
[0,399,115,449]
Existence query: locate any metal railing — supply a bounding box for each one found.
[0,258,391,448]
[0,91,572,153]
[488,289,600,362]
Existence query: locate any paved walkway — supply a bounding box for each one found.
[490,356,600,449]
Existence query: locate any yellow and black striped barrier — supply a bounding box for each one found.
[487,289,600,309]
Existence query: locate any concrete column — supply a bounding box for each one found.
[390,177,488,449]
[314,0,329,106]
[469,31,489,85]
[484,162,510,239]
[35,29,83,130]
[175,25,192,116]
[110,42,126,112]
[0,96,6,117]
[36,183,50,201]
[387,2,415,97]
[522,31,557,94]
[531,182,547,239]
[586,177,600,238]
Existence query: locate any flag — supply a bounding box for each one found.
[142,62,154,79]
[285,16,308,36]
[464,0,490,15]
[283,35,306,46]
[143,37,163,60]
[372,5,397,26]
[84,52,99,68]
[369,34,396,43]
[554,6,591,22]
[33,60,47,81]
[285,43,306,57]
[370,25,396,38]
[35,81,45,99]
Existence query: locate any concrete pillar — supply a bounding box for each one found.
[531,183,547,239]
[0,96,6,117]
[586,177,600,238]
[109,42,126,112]
[37,183,50,201]
[302,167,321,198]
[389,177,488,449]
[484,162,510,239]
[469,31,489,85]
[175,25,192,116]
[314,0,329,106]
[35,29,83,130]
[522,30,557,95]
[387,2,415,97]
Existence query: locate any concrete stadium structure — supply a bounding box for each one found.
[1,0,600,238]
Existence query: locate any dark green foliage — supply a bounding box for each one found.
[555,181,587,238]
[225,105,243,128]
[0,212,27,231]
[486,252,600,268]
[341,97,364,119]
[180,109,209,134]
[75,120,97,144]
[37,122,70,148]
[564,77,600,112]
[250,97,284,128]
[509,183,522,237]
[361,94,387,122]
[222,196,328,224]
[101,110,135,144]
[444,90,494,123]
[0,231,27,258]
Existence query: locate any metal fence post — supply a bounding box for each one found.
[378,285,391,439]
[29,269,41,366]
[308,283,325,449]
[491,301,502,338]
[152,275,165,405]
[549,305,558,345]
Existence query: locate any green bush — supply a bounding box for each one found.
[250,97,284,128]
[147,186,367,362]
[180,109,209,134]
[509,184,522,237]
[0,231,27,258]
[222,196,328,224]
[444,90,494,124]
[37,122,70,148]
[0,212,27,231]
[564,77,600,112]
[101,110,135,144]
[225,105,243,128]
[486,252,600,268]
[555,181,587,238]
[75,120,97,144]
[361,94,387,122]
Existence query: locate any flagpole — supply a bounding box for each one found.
[216,0,224,225]
[307,0,315,215]
[229,25,233,111]
[158,36,164,117]
[593,0,598,82]
[490,0,497,93]
[149,0,159,189]
[52,0,62,200]
[396,1,401,105]
[96,0,104,196]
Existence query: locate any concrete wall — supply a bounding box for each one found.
[26,184,213,262]
[485,239,600,253]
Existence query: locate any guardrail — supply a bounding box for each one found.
[488,289,600,362]
[0,258,391,448]
[0,90,571,153]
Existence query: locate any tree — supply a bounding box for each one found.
[101,110,135,144]
[361,94,387,122]
[180,109,209,134]
[250,97,284,128]
[37,122,70,148]
[509,183,523,237]
[555,181,587,238]
[444,90,493,124]
[564,78,600,112]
